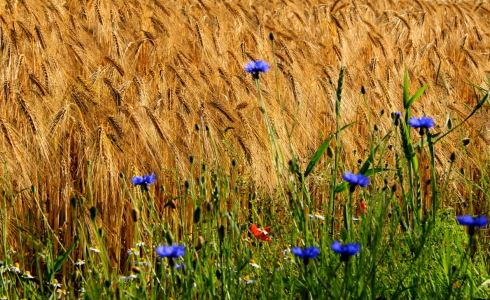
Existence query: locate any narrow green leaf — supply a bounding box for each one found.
[339,121,357,132]
[44,238,78,281]
[304,135,334,178]
[407,83,429,107]
[433,92,489,144]
[334,182,349,193]
[403,68,410,108]
[53,243,77,271]
[304,122,356,178]
[412,154,419,172]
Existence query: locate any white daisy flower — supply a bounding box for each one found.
[239,276,256,285]
[56,289,68,299]
[249,260,261,269]
[135,241,145,247]
[9,263,20,273]
[282,249,295,262]
[48,279,62,288]
[74,259,85,266]
[22,271,35,279]
[120,274,137,281]
[127,248,139,256]
[1,277,11,285]
[309,213,325,221]
[89,246,100,253]
[276,261,284,271]
[136,258,150,266]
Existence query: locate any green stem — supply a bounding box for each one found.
[427,133,438,224]
[330,68,344,237]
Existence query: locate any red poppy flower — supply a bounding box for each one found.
[357,200,367,215]
[250,224,271,241]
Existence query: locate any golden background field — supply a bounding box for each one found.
[1,0,489,267]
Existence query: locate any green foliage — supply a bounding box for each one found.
[43,238,78,282]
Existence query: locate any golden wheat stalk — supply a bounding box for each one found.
[16,93,39,134]
[48,106,68,138]
[104,56,125,76]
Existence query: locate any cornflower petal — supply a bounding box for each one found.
[156,244,186,258]
[291,247,319,259]
[244,60,270,74]
[457,215,474,226]
[474,216,488,228]
[331,241,361,257]
[132,173,156,186]
[408,116,434,129]
[457,215,488,228]
[342,171,370,188]
[131,176,144,185]
[330,241,342,253]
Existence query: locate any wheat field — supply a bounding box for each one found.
[1,0,490,275]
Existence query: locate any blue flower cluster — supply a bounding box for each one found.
[156,244,186,259]
[291,242,361,264]
[131,173,156,187]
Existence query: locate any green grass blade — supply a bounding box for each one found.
[433,92,489,144]
[407,83,429,107]
[304,134,334,178]
[403,67,410,109]
[334,181,349,193]
[43,238,78,281]
[304,122,356,178]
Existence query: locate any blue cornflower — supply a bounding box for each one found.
[244,60,271,79]
[156,244,185,259]
[457,215,487,236]
[132,173,156,187]
[408,116,434,129]
[457,215,488,228]
[331,241,361,261]
[342,171,370,191]
[292,247,319,265]
[291,247,320,259]
[394,112,402,118]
